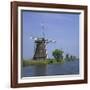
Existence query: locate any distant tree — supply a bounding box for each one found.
[66,54,77,61]
[52,49,64,61]
[65,54,70,61]
[70,55,73,60]
[72,56,76,60]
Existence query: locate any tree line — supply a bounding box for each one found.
[52,49,79,62]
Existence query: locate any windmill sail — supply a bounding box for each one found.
[41,23,45,38]
[30,23,56,60]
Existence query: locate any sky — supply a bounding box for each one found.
[21,10,79,60]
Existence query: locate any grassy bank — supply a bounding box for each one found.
[23,58,79,67]
[23,59,65,67]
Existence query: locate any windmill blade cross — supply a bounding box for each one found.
[46,40,56,43]
[30,36,37,41]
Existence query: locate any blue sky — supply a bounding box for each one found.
[22,10,79,60]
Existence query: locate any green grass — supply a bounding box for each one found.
[22,58,79,67]
[23,59,65,67]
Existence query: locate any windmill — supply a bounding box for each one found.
[30,24,56,60]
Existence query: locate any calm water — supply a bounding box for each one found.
[21,60,79,77]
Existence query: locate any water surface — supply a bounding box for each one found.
[21,60,79,77]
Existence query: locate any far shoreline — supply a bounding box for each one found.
[22,59,79,67]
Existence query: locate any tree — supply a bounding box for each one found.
[52,49,64,61]
[71,56,76,60]
[65,54,70,61]
[65,54,77,61]
[70,55,73,60]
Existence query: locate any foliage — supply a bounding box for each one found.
[65,54,78,61]
[23,59,65,67]
[22,49,79,67]
[52,49,64,61]
[65,54,70,61]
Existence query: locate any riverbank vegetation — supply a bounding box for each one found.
[23,59,64,67]
[23,49,79,67]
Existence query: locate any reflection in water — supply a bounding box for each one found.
[34,65,47,76]
[22,60,79,77]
